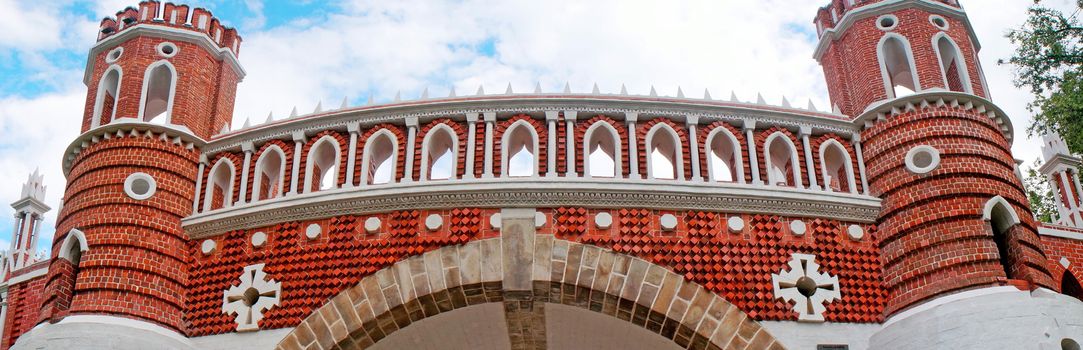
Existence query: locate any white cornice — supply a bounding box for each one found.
[6,264,48,286]
[181,177,882,238]
[1038,154,1083,175]
[203,95,858,155]
[61,119,207,178]
[813,0,980,62]
[854,90,1014,145]
[1038,225,1083,241]
[83,24,246,86]
[9,197,50,215]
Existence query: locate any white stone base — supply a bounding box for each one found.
[871,287,1083,350]
[12,315,291,350]
[761,320,879,350]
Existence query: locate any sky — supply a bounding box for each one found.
[0,0,1076,255]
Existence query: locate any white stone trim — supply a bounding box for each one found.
[982,195,1021,225]
[856,90,1015,145]
[1041,225,1083,241]
[203,157,237,212]
[877,33,923,99]
[704,126,746,183]
[582,120,623,178]
[763,131,804,188]
[155,41,179,58]
[875,14,899,31]
[83,24,246,86]
[500,119,540,177]
[105,46,124,63]
[58,228,89,263]
[813,0,980,61]
[6,265,47,286]
[929,14,949,30]
[302,135,342,193]
[904,145,940,174]
[818,139,857,194]
[419,123,459,181]
[136,59,178,125]
[123,172,157,200]
[92,65,123,127]
[881,286,1020,328]
[360,129,398,185]
[644,122,685,180]
[251,145,287,201]
[931,32,974,94]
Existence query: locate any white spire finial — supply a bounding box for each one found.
[394,91,401,102]
[730,91,739,102]
[289,106,298,117]
[242,118,251,129]
[649,86,658,97]
[219,123,230,135]
[505,83,514,94]
[563,82,571,94]
[703,89,712,100]
[448,87,457,98]
[313,100,323,113]
[339,96,349,110]
[421,87,429,99]
[476,85,485,95]
[807,99,817,111]
[18,169,46,203]
[756,93,766,105]
[265,112,274,124]
[677,86,685,98]
[620,84,628,95]
[781,96,791,108]
[534,82,542,94]
[592,83,600,94]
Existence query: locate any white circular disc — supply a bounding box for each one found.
[660,214,678,231]
[595,212,613,229]
[364,217,382,234]
[251,231,267,248]
[727,216,745,233]
[790,220,807,236]
[426,214,443,231]
[305,224,322,240]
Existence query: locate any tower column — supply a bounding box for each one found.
[800,126,818,190]
[289,131,305,195]
[483,112,496,178]
[345,122,360,187]
[465,113,478,179]
[744,121,761,185]
[403,117,418,182]
[545,111,558,178]
[565,111,578,178]
[625,112,640,179]
[687,116,702,182]
[853,134,870,195]
[237,142,253,205]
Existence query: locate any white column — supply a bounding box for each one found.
[288,131,305,195]
[29,216,42,258]
[545,111,559,178]
[345,122,360,187]
[403,117,419,182]
[1071,168,1083,207]
[626,112,640,179]
[483,112,496,178]
[237,142,254,204]
[192,155,207,214]
[465,113,479,179]
[687,115,702,182]
[18,213,32,250]
[1051,174,1071,224]
[564,111,579,177]
[853,134,870,195]
[1061,171,1083,225]
[9,214,19,250]
[744,120,761,185]
[800,126,818,191]
[0,292,9,335]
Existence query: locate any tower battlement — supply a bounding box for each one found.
[814,0,961,37]
[97,1,242,57]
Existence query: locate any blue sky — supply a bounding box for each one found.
[0,0,1075,255]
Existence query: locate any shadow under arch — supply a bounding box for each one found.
[275,237,782,350]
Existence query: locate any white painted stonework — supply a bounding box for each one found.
[11,315,291,350]
[201,239,216,255]
[304,223,321,239]
[364,217,381,234]
[222,263,281,332]
[594,212,612,229]
[771,253,840,322]
[727,216,745,233]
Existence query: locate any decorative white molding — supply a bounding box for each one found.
[771,253,840,322]
[84,24,246,85]
[123,172,157,200]
[181,178,880,238]
[856,91,1014,145]
[222,263,281,332]
[62,120,203,178]
[813,0,979,62]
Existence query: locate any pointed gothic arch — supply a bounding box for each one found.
[92,65,122,128]
[764,132,803,188]
[304,136,342,193]
[361,129,398,185]
[204,157,236,211]
[932,33,973,94]
[877,33,922,98]
[818,139,857,193]
[645,123,684,180]
[501,120,539,178]
[704,126,744,183]
[252,145,287,201]
[420,124,459,181]
[137,60,178,124]
[583,121,622,178]
[983,196,1022,279]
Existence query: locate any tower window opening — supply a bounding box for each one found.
[1062,270,1083,302]
[707,129,741,183]
[254,147,285,201]
[93,67,121,127]
[988,200,1019,279]
[879,35,919,98]
[422,126,457,181]
[765,134,799,187]
[140,61,176,124]
[365,132,397,185]
[820,141,855,193]
[205,159,235,211]
[647,125,682,180]
[306,137,340,192]
[503,123,537,178]
[584,122,620,178]
[936,35,971,93]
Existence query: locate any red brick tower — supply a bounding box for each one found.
[815,0,1054,317]
[41,0,243,335]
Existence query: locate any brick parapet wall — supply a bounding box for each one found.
[1,274,46,350]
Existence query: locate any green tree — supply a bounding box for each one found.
[1024,158,1058,223]
[1002,1,1083,149]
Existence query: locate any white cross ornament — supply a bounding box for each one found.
[222,263,281,332]
[771,253,840,322]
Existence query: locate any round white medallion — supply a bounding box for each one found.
[124,172,157,200]
[201,239,216,255]
[106,47,124,63]
[876,14,899,31]
[251,231,267,248]
[156,41,179,58]
[535,212,547,228]
[305,224,322,240]
[790,220,807,236]
[660,214,678,231]
[847,224,864,241]
[364,217,382,234]
[595,212,613,229]
[905,145,941,174]
[727,216,745,233]
[490,213,502,230]
[425,214,443,231]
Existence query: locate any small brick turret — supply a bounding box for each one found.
[816,0,1055,316]
[83,1,243,138]
[39,1,244,334]
[5,170,49,275]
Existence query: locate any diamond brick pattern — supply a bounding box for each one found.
[553,207,588,239]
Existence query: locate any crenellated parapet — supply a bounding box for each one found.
[97,2,242,56]
[814,0,961,36]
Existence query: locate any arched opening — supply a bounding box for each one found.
[879,34,920,98]
[986,197,1021,279]
[363,131,397,185]
[1065,338,1082,350]
[305,137,340,193]
[502,122,537,177]
[253,147,286,201]
[820,140,856,193]
[204,159,235,211]
[92,66,121,127]
[935,34,972,93]
[583,122,621,178]
[1063,270,1083,302]
[139,61,176,124]
[56,229,88,313]
[706,128,742,183]
[421,126,458,181]
[646,124,683,180]
[765,133,800,187]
